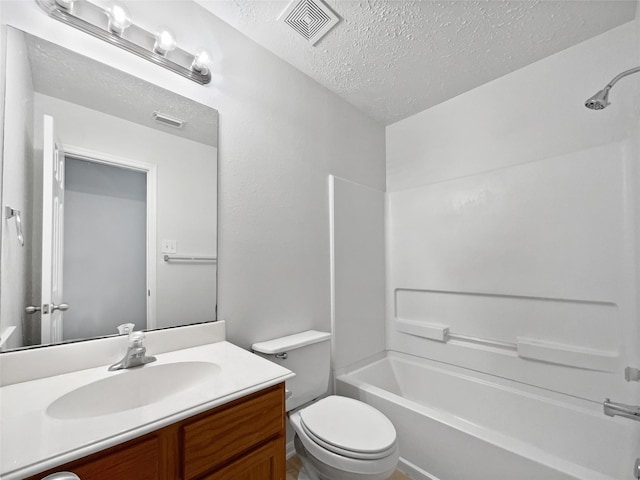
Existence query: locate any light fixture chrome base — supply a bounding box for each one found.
[35,0,211,85]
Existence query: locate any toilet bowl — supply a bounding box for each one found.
[251,331,399,480]
[290,396,399,480]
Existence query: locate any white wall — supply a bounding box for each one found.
[33,93,217,330]
[0,1,386,355]
[386,22,640,404]
[0,28,35,349]
[0,3,5,284]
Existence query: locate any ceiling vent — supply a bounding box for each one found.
[279,0,340,46]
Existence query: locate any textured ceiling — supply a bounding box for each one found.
[196,0,637,125]
[25,33,218,147]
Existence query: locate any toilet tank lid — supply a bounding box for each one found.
[252,330,331,354]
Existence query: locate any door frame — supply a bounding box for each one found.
[41,114,66,344]
[63,144,158,330]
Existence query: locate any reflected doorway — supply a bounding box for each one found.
[61,149,157,341]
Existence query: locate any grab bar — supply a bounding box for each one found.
[4,206,24,247]
[604,398,640,421]
[448,332,517,351]
[163,254,217,263]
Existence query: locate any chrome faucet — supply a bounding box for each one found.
[108,331,156,371]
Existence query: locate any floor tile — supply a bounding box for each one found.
[286,456,413,479]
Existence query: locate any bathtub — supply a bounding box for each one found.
[335,351,637,480]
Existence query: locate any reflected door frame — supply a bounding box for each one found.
[41,115,66,344]
[63,144,157,330]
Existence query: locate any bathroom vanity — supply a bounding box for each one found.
[25,384,286,480]
[0,332,293,480]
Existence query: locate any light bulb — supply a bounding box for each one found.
[153,27,177,56]
[106,2,132,35]
[191,49,211,74]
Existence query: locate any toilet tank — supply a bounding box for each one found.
[252,330,331,411]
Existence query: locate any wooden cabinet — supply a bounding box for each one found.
[182,384,283,479]
[200,438,284,480]
[27,383,286,480]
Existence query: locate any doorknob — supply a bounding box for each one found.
[25,304,69,314]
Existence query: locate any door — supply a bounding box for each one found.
[40,114,67,344]
[62,155,149,339]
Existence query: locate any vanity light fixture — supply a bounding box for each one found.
[153,27,177,56]
[35,0,212,85]
[192,48,212,75]
[106,1,132,35]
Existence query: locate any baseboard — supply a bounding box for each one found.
[286,440,296,459]
[397,457,440,480]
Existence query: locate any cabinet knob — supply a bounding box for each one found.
[41,473,80,480]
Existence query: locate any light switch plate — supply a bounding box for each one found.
[161,239,177,254]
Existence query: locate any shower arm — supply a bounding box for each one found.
[586,66,640,110]
[601,66,640,92]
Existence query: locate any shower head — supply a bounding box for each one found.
[584,66,640,111]
[584,88,610,110]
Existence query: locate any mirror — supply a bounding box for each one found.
[0,27,218,351]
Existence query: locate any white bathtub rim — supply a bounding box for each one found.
[339,351,635,435]
[382,351,640,442]
[383,350,606,415]
[334,350,389,378]
[397,457,440,480]
[339,375,617,480]
[337,350,606,432]
[385,351,637,435]
[336,356,621,480]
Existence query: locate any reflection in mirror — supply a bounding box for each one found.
[0,27,218,351]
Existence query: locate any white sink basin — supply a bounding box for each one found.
[47,361,221,419]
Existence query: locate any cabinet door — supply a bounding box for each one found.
[182,385,284,479]
[200,437,285,480]
[26,436,160,480]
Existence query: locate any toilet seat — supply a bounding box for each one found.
[298,396,397,460]
[290,400,399,479]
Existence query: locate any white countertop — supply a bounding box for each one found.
[0,341,293,479]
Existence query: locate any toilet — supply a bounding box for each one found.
[252,330,399,480]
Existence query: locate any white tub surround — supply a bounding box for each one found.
[385,21,640,407]
[336,352,636,480]
[0,339,294,480]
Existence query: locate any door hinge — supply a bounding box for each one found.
[625,367,640,382]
